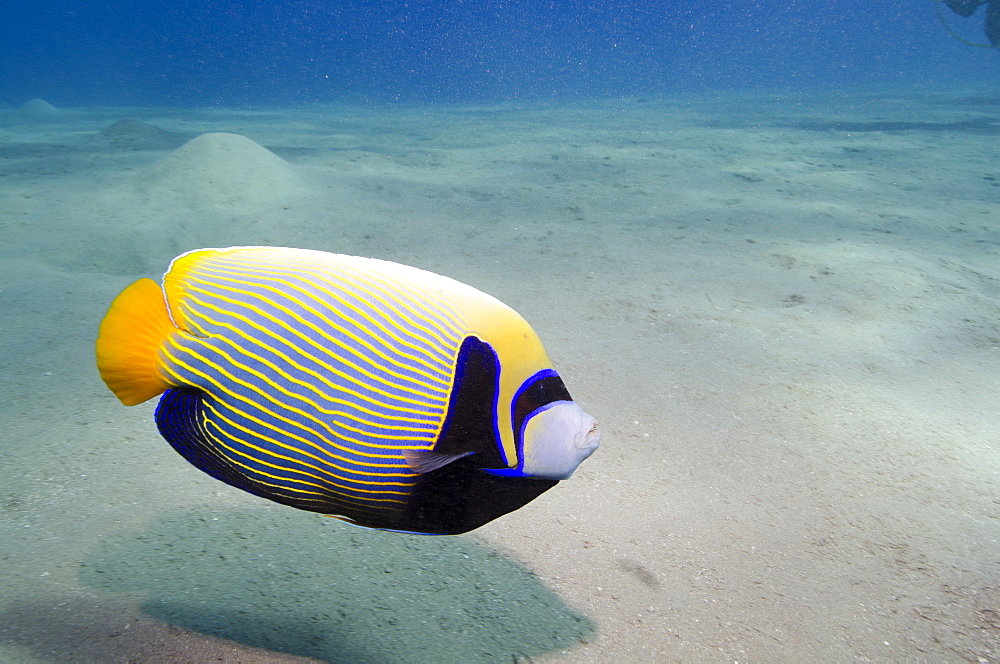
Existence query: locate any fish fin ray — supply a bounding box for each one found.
[403,449,474,474]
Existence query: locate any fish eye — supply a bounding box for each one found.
[512,371,573,449]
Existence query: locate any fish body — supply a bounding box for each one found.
[96,247,599,534]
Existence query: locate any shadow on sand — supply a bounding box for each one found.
[69,506,594,662]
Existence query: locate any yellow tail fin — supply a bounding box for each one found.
[96,278,175,406]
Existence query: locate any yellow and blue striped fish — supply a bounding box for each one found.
[96,246,600,534]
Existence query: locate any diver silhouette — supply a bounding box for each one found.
[942,0,1000,47]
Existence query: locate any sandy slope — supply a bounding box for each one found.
[0,89,997,662]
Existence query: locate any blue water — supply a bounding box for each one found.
[2,0,996,106]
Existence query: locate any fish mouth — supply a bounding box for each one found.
[576,416,601,456]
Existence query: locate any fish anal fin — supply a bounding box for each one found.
[96,278,175,406]
[403,449,473,474]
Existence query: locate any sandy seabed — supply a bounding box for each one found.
[0,88,998,662]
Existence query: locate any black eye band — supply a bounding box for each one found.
[511,370,573,449]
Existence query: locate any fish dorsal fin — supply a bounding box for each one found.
[403,450,474,474]
[96,278,175,405]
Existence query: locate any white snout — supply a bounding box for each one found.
[520,401,601,479]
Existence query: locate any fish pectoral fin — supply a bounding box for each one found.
[403,450,473,474]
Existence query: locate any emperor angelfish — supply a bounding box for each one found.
[96,246,600,535]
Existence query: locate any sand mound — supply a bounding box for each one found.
[138,132,303,208]
[20,98,59,117]
[98,118,185,149]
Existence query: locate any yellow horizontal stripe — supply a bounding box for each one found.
[198,412,413,502]
[186,271,450,398]
[198,399,418,493]
[162,306,413,519]
[188,333,441,444]
[333,265,468,345]
[194,261,458,375]
[189,266,453,390]
[186,307,444,433]
[182,293,444,421]
[214,254,467,354]
[181,283,446,405]
[180,289,444,411]
[163,341,427,460]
